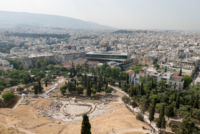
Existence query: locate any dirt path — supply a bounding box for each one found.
[12,97,24,109]
[0,122,35,134]
[108,128,153,134]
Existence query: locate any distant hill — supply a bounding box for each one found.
[112,30,133,34]
[0,11,113,29]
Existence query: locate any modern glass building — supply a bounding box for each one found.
[86,51,130,63]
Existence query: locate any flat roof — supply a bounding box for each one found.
[87,57,126,62]
[86,51,128,56]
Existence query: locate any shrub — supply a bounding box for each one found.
[0,98,2,103]
[106,87,113,93]
[122,95,130,104]
[2,91,14,101]
[131,101,138,108]
[60,84,68,90]
[136,113,144,121]
[76,86,84,95]
[91,88,96,94]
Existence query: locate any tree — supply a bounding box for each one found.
[126,74,129,84]
[166,102,175,119]
[175,93,180,109]
[77,86,84,95]
[2,91,14,101]
[42,77,51,88]
[176,115,200,134]
[33,84,39,96]
[0,85,5,91]
[149,98,156,123]
[81,114,91,134]
[68,81,76,93]
[193,94,199,109]
[178,68,182,76]
[156,104,166,131]
[91,88,96,95]
[86,80,91,96]
[106,81,108,89]
[165,67,167,72]
[158,79,166,92]
[140,83,145,96]
[60,88,66,95]
[16,86,24,93]
[183,76,193,88]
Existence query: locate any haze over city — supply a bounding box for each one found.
[0,0,200,30]
[0,0,200,134]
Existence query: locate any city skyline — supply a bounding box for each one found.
[0,0,200,31]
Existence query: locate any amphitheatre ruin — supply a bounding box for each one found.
[0,77,152,134]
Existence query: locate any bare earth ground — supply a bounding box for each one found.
[124,132,145,134]
[0,98,150,134]
[0,79,151,134]
[0,125,26,134]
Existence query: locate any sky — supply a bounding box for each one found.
[0,0,200,30]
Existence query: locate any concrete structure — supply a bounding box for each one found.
[86,51,129,63]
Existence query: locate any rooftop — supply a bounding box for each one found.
[86,51,128,56]
[171,73,182,79]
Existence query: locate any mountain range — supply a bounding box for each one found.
[0,11,113,29]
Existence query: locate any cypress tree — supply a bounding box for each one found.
[156,104,165,131]
[175,93,180,109]
[149,98,156,123]
[119,79,121,88]
[140,83,145,96]
[81,114,91,134]
[161,117,166,129]
[178,68,182,76]
[166,102,175,119]
[193,94,199,109]
[106,81,108,89]
[165,67,167,72]
[126,74,129,84]
[86,80,91,96]
[38,79,42,93]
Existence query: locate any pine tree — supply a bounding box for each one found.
[140,83,145,96]
[81,114,91,134]
[86,80,91,96]
[175,93,180,109]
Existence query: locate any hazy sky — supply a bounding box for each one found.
[0,0,200,30]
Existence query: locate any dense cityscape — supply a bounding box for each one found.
[0,0,200,133]
[0,27,200,134]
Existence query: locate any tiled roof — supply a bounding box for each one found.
[126,70,134,75]
[171,73,182,79]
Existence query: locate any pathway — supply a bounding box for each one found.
[40,78,65,99]
[108,128,154,134]
[0,122,35,134]
[108,85,166,134]
[12,97,24,109]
